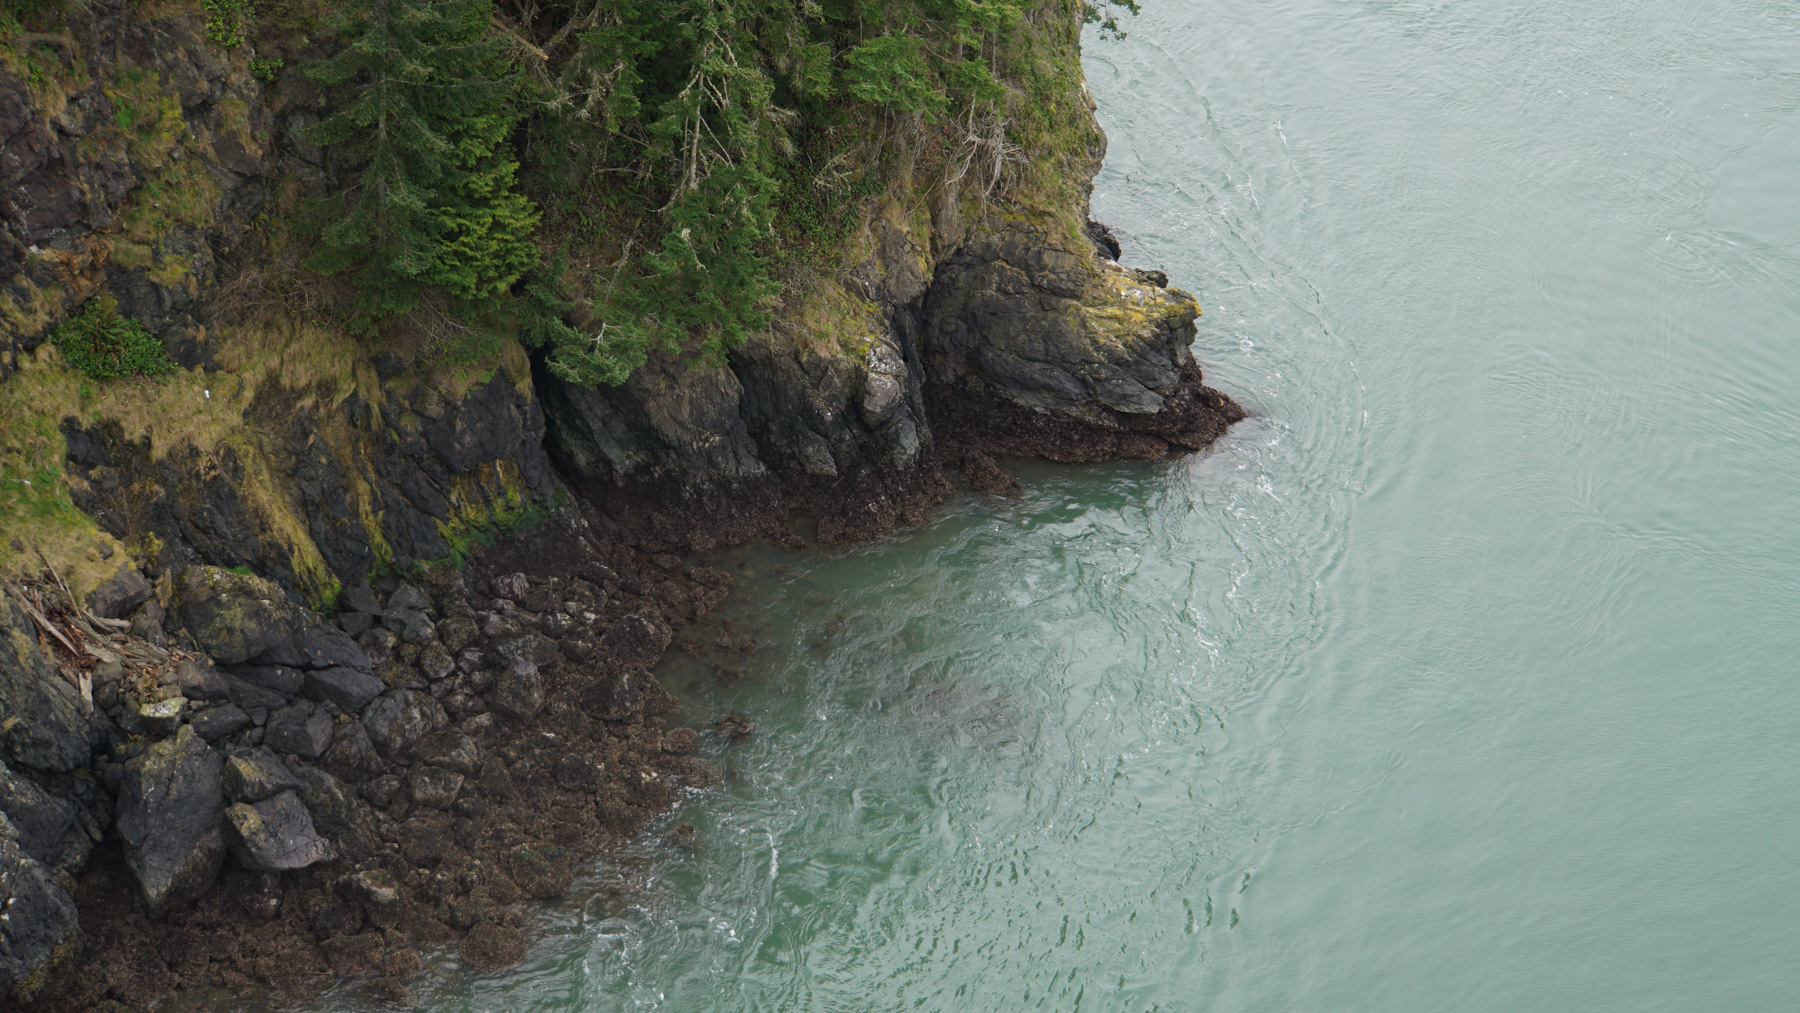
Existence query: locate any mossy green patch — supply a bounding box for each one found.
[429,458,548,569]
[0,350,122,596]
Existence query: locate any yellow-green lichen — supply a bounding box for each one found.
[430,458,548,569]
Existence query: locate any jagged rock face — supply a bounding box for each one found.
[921,218,1247,462]
[0,760,88,874]
[0,1,272,367]
[537,204,1243,546]
[0,810,80,1003]
[924,219,1201,417]
[116,725,227,911]
[0,601,94,774]
[63,371,559,601]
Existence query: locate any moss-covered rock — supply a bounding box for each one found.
[171,565,302,665]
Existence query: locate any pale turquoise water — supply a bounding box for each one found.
[313,1,1800,1009]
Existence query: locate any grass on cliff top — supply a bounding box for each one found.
[0,349,123,597]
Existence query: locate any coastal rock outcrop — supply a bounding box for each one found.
[116,725,226,910]
[0,599,95,774]
[0,810,80,1002]
[1,0,1245,1008]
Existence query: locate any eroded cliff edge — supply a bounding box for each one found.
[0,0,1241,1006]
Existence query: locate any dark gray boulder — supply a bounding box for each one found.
[222,748,300,803]
[86,567,153,620]
[341,583,382,616]
[0,811,79,1002]
[303,666,384,713]
[116,725,226,910]
[599,612,673,674]
[225,789,331,871]
[265,701,334,759]
[227,664,306,698]
[386,584,432,613]
[171,567,303,666]
[0,599,92,773]
[488,658,544,722]
[293,624,373,673]
[188,704,251,742]
[221,673,290,712]
[320,721,384,783]
[409,728,479,776]
[288,763,379,861]
[362,690,448,757]
[177,659,230,702]
[381,608,436,646]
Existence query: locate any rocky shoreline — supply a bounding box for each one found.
[7,359,1240,1010]
[5,503,740,1008]
[0,3,1245,1007]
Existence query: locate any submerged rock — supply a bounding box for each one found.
[116,726,226,910]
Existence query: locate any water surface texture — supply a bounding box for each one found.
[319,1,1800,1009]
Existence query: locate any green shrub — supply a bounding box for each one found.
[250,57,284,82]
[53,301,179,380]
[199,0,252,48]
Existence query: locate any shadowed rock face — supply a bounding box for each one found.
[0,810,80,1003]
[0,601,93,774]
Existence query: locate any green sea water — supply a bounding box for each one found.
[311,1,1800,1009]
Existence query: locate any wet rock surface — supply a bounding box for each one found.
[12,513,736,1010]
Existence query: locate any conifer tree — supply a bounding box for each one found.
[303,0,539,331]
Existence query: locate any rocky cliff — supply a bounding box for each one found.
[0,0,1240,1005]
